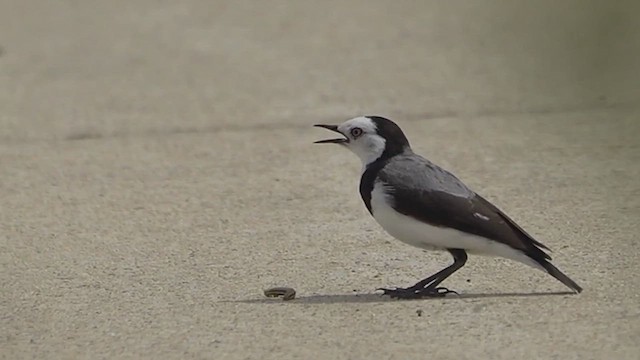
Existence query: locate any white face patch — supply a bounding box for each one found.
[337,117,387,168]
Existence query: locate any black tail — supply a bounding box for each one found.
[540,260,583,293]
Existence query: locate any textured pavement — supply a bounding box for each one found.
[2,1,640,359]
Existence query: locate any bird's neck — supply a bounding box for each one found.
[360,146,411,174]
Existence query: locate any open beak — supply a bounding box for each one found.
[313,124,348,144]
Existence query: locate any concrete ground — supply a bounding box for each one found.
[1,1,639,359]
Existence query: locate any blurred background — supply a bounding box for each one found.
[2,1,640,359]
[1,0,638,141]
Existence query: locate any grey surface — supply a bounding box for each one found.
[1,1,639,359]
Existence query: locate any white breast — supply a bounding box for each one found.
[369,182,543,270]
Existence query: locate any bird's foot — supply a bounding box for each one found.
[377,286,458,299]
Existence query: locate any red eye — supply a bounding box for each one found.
[350,127,363,138]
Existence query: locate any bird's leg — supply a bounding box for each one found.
[378,266,453,297]
[378,268,458,299]
[379,249,467,299]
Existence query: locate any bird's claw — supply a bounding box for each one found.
[377,286,458,299]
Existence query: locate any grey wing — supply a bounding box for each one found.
[379,156,551,261]
[381,155,474,198]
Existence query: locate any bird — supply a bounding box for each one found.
[314,116,582,299]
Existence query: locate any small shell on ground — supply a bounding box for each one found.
[263,287,296,301]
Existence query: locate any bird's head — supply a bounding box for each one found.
[314,116,410,166]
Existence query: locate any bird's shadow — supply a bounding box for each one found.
[232,290,575,305]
